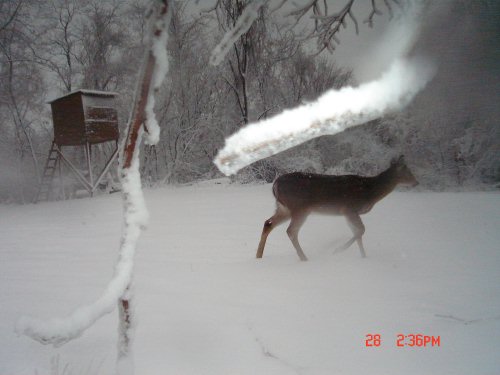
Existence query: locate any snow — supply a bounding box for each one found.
[214,57,435,175]
[15,132,147,348]
[150,7,171,91]
[144,98,161,146]
[47,89,118,103]
[1,182,499,374]
[144,1,172,146]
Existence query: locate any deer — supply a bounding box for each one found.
[256,156,418,261]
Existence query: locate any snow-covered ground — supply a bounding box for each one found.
[1,181,499,375]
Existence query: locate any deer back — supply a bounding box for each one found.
[273,158,417,215]
[273,172,379,213]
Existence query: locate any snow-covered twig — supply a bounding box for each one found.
[16,2,172,366]
[144,2,172,145]
[214,57,435,175]
[209,0,266,66]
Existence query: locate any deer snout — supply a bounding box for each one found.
[405,175,419,187]
[403,168,418,187]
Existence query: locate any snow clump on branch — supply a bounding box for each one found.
[214,57,436,175]
[145,3,172,145]
[209,0,265,66]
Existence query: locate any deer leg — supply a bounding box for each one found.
[339,212,366,258]
[337,237,356,252]
[286,212,309,261]
[356,237,366,258]
[256,204,290,259]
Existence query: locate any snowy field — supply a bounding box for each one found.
[1,181,499,375]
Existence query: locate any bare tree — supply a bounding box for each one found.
[34,0,82,92]
[276,0,400,54]
[77,0,128,91]
[152,2,224,183]
[0,0,45,202]
[209,0,266,125]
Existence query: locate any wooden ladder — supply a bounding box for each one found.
[35,142,61,203]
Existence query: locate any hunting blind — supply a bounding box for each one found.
[36,90,120,202]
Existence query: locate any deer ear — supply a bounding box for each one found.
[390,155,405,166]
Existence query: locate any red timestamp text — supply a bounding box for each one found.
[396,334,441,347]
[365,334,441,347]
[365,334,382,347]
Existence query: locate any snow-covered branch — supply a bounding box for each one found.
[144,2,172,145]
[214,57,435,175]
[212,0,430,175]
[209,0,265,66]
[16,0,171,355]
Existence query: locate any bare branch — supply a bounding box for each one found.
[0,0,23,33]
[364,0,383,27]
[348,9,359,34]
[270,0,287,13]
[282,0,399,53]
[285,0,317,20]
[384,0,394,20]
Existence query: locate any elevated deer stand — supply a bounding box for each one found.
[35,90,120,202]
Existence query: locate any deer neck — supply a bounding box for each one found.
[370,166,400,202]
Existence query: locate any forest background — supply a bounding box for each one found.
[1,0,499,203]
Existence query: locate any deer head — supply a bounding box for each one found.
[391,156,418,187]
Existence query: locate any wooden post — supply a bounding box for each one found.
[85,142,93,196]
[58,151,64,200]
